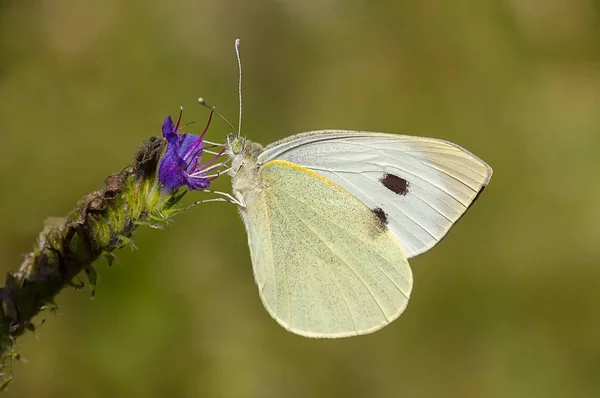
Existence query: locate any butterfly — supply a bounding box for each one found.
[223,130,492,338]
[198,40,492,338]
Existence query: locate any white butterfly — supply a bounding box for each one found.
[202,40,492,338]
[223,130,491,338]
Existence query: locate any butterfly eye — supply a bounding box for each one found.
[230,137,244,155]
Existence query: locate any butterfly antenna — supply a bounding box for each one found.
[196,39,243,136]
[235,38,242,136]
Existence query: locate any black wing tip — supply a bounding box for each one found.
[470,184,487,207]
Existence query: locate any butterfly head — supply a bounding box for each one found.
[225,133,264,181]
[225,133,247,177]
[227,133,245,156]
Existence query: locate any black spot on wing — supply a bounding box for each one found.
[470,184,487,206]
[380,173,410,196]
[372,207,388,231]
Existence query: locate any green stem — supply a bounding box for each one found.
[0,136,185,389]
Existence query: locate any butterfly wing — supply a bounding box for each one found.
[257,131,492,259]
[242,159,413,338]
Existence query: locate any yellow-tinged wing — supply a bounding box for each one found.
[242,160,413,338]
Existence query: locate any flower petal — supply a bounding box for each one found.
[161,116,178,142]
[178,133,204,171]
[157,110,222,193]
[158,146,187,191]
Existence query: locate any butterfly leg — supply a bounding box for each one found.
[200,161,229,175]
[184,197,232,211]
[185,189,244,210]
[200,189,241,204]
[203,140,226,147]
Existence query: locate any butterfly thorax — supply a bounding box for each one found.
[226,136,265,208]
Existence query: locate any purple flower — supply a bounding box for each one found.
[158,109,224,192]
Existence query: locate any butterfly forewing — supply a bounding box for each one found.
[258,131,492,258]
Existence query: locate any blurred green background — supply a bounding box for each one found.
[1,0,600,397]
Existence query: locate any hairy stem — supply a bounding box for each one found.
[0,136,186,389]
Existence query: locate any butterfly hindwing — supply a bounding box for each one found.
[242,159,413,338]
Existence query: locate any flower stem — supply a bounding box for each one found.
[0,136,186,389]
